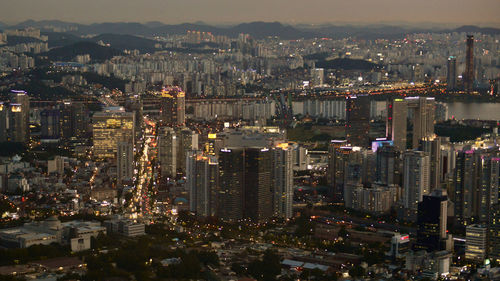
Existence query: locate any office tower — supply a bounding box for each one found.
[92,107,135,159]
[273,143,294,219]
[464,35,474,93]
[346,95,370,147]
[406,97,435,149]
[446,56,457,91]
[403,151,430,215]
[327,140,350,201]
[415,189,448,252]
[176,128,199,173]
[376,144,401,186]
[40,109,61,140]
[419,137,442,191]
[160,86,185,126]
[465,224,487,262]
[218,148,245,221]
[61,101,88,139]
[386,99,408,151]
[243,147,273,222]
[310,68,324,87]
[158,127,177,178]
[454,150,499,225]
[187,152,219,217]
[0,102,7,142]
[488,204,500,263]
[10,91,30,143]
[117,141,134,185]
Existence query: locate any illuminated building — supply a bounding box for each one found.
[405,97,435,149]
[310,68,324,87]
[403,151,430,218]
[10,90,30,143]
[92,107,135,159]
[187,152,219,217]
[176,128,199,173]
[0,102,7,142]
[117,141,134,186]
[327,140,349,201]
[160,86,185,126]
[464,35,474,93]
[446,56,457,91]
[419,137,442,191]
[465,224,487,262]
[61,101,88,140]
[272,143,294,219]
[346,95,370,147]
[415,189,450,252]
[386,98,407,151]
[388,234,410,259]
[217,148,245,221]
[454,149,499,225]
[488,204,500,263]
[158,127,177,177]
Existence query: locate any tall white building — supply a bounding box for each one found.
[158,127,177,177]
[117,141,134,185]
[272,143,294,219]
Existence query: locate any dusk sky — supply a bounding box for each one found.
[1,0,500,26]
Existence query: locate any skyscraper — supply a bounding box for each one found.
[117,141,134,186]
[243,147,273,222]
[327,141,351,201]
[464,35,474,93]
[92,107,135,159]
[0,102,8,142]
[454,149,499,225]
[272,143,294,219]
[376,143,401,186]
[40,109,61,140]
[218,148,245,221]
[403,151,430,218]
[176,128,199,173]
[415,189,449,252]
[10,90,30,143]
[160,86,185,126]
[187,151,219,217]
[158,127,177,178]
[419,137,442,191]
[346,95,370,147]
[488,204,500,263]
[386,98,408,151]
[446,56,457,91]
[406,97,435,149]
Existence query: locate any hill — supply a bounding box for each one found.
[42,41,122,62]
[5,35,42,46]
[88,34,160,53]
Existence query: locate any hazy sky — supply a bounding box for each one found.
[2,0,500,26]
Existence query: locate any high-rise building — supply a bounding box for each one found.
[454,149,499,225]
[117,141,134,185]
[92,107,135,159]
[158,127,177,178]
[243,147,273,222]
[10,90,30,143]
[176,128,199,173]
[160,86,185,126]
[272,143,294,219]
[187,151,219,217]
[40,109,60,140]
[376,143,401,186]
[217,148,245,221]
[419,137,442,191]
[327,141,351,201]
[406,97,435,149]
[464,35,474,93]
[61,101,88,140]
[346,95,370,147]
[0,102,8,142]
[403,151,430,216]
[465,224,487,262]
[488,204,500,263]
[386,99,408,151]
[446,56,457,91]
[310,68,324,87]
[415,189,449,252]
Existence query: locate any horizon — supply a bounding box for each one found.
[2,0,500,27]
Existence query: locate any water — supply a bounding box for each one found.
[445,102,500,120]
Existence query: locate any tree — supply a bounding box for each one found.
[349,265,365,278]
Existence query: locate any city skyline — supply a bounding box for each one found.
[1,0,500,26]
